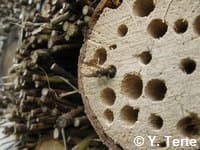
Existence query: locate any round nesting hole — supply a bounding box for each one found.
[149,114,163,129]
[147,19,168,38]
[120,106,139,126]
[118,24,128,37]
[177,114,200,137]
[104,109,114,124]
[133,0,155,17]
[145,79,167,101]
[107,0,123,9]
[194,15,200,35]
[158,141,167,148]
[139,51,152,65]
[109,44,117,50]
[180,58,196,74]
[121,74,143,99]
[94,48,107,65]
[174,19,188,34]
[101,87,116,106]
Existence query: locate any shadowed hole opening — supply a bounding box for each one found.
[139,51,152,65]
[120,106,139,126]
[194,15,200,35]
[133,0,155,17]
[121,74,143,99]
[107,0,123,9]
[101,87,116,106]
[94,48,107,65]
[145,79,167,101]
[174,19,188,34]
[118,24,128,37]
[147,19,168,38]
[180,58,196,74]
[104,109,114,124]
[109,44,117,50]
[149,114,163,129]
[177,114,200,137]
[158,141,167,147]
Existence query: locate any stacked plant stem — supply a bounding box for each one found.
[0,0,42,34]
[0,0,42,71]
[0,0,107,150]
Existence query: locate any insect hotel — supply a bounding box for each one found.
[0,0,200,150]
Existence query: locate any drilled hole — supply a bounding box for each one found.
[109,44,117,50]
[139,51,152,65]
[180,58,196,74]
[149,114,163,129]
[121,74,143,99]
[145,79,167,101]
[101,88,116,106]
[118,24,128,37]
[104,109,114,124]
[107,0,123,9]
[194,15,200,35]
[94,48,107,65]
[158,141,167,147]
[120,106,139,126]
[133,0,155,17]
[147,19,168,38]
[177,114,200,137]
[174,19,188,34]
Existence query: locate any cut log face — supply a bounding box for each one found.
[79,0,200,149]
[35,138,64,150]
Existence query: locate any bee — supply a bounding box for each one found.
[85,65,117,79]
[95,65,117,78]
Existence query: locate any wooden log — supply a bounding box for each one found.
[79,0,200,149]
[35,138,64,150]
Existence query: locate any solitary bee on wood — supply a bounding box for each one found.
[85,65,117,79]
